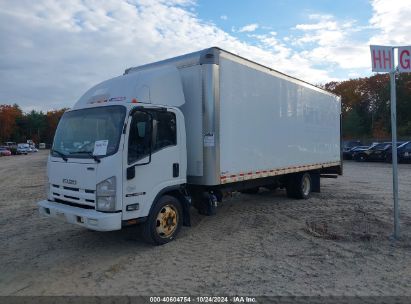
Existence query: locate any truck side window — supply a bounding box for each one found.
[128,111,176,164]
[153,112,177,152]
[128,111,152,164]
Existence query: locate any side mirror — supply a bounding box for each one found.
[127,166,135,180]
[126,109,155,180]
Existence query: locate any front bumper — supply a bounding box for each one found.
[38,200,122,231]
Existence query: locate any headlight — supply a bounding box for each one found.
[96,176,116,212]
[46,182,53,201]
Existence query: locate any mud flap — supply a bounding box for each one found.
[181,194,192,227]
[170,189,192,227]
[311,171,321,193]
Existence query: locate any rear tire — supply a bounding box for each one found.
[141,195,182,245]
[286,172,311,199]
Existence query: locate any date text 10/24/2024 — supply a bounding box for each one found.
[149,296,257,303]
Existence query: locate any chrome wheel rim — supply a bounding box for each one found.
[156,204,178,238]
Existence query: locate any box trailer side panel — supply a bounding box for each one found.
[218,54,341,182]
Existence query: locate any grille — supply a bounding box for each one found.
[51,184,96,207]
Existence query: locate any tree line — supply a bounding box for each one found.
[0,73,410,145]
[324,73,411,140]
[0,104,66,145]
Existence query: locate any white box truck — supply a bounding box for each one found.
[38,47,342,245]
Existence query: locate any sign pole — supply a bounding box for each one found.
[370,45,410,239]
[390,59,400,239]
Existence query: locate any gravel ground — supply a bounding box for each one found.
[1,151,411,296]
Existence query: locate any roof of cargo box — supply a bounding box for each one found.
[124,47,338,98]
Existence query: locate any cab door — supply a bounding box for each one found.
[122,107,185,221]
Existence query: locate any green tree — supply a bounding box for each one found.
[0,104,23,142]
[21,110,47,143]
[342,109,367,138]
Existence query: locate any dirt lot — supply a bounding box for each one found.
[1,150,411,296]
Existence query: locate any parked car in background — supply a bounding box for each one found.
[385,141,411,163]
[343,145,369,160]
[343,140,362,154]
[0,147,12,156]
[354,142,405,162]
[27,140,38,152]
[353,142,390,162]
[4,142,16,154]
[16,143,29,155]
[397,141,411,163]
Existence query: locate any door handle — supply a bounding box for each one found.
[173,163,179,177]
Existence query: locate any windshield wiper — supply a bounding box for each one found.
[70,150,101,163]
[51,149,68,161]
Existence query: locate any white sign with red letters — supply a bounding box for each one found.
[370,45,411,73]
[398,46,411,72]
[370,45,394,72]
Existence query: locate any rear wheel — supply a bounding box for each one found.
[141,195,182,245]
[286,172,311,199]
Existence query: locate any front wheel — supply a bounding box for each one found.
[141,195,182,245]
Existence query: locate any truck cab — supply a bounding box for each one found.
[38,66,189,245]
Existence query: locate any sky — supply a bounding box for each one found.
[0,0,411,111]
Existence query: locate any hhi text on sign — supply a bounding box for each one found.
[370,45,411,72]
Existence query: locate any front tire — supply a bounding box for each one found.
[141,195,182,245]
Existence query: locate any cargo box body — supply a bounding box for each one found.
[126,47,341,186]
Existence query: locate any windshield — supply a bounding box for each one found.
[52,105,126,159]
